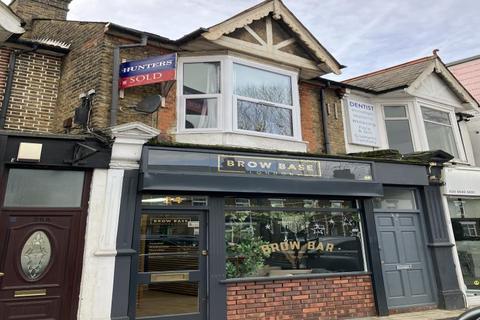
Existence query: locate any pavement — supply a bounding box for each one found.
[353,309,466,320]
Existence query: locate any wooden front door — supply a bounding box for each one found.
[0,168,90,320]
[375,212,436,309]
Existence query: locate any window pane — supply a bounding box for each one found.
[234,63,292,105]
[4,169,84,207]
[373,188,416,210]
[421,107,451,125]
[185,98,217,129]
[424,121,459,158]
[385,119,414,153]
[136,282,199,317]
[237,99,292,136]
[138,214,200,273]
[183,62,220,94]
[225,208,364,279]
[448,199,480,290]
[384,106,406,118]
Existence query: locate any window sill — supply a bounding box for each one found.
[174,131,308,153]
[220,271,371,284]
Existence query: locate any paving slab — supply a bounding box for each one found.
[353,309,465,320]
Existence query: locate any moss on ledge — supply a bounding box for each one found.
[146,139,429,166]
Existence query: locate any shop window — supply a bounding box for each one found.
[224,197,365,279]
[421,106,459,158]
[448,199,480,291]
[373,188,417,210]
[383,106,414,154]
[178,56,300,140]
[4,169,85,208]
[183,62,220,129]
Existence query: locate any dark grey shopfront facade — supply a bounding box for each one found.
[110,146,465,320]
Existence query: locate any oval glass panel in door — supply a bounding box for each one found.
[20,231,52,280]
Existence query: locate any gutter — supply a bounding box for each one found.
[110,34,148,127]
[0,45,38,128]
[319,84,331,154]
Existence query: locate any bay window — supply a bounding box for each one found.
[421,106,459,158]
[178,56,300,140]
[383,106,414,154]
[234,63,294,136]
[182,62,221,129]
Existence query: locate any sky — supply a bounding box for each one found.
[3,0,480,80]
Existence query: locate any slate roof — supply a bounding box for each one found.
[344,55,435,92]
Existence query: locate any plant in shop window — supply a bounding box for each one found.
[226,207,364,278]
[226,211,271,278]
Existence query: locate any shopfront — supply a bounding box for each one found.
[443,166,480,305]
[0,132,110,320]
[110,146,462,320]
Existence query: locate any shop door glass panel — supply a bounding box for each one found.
[136,213,204,319]
[449,199,480,291]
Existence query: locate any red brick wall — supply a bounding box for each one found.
[299,82,346,155]
[226,275,376,320]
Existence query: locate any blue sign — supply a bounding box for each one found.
[119,53,176,89]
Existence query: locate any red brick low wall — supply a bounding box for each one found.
[226,274,376,320]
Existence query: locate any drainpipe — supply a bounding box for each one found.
[320,83,332,154]
[0,45,38,129]
[110,34,148,127]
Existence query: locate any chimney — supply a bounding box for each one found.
[9,0,72,28]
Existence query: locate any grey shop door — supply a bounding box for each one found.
[375,213,435,308]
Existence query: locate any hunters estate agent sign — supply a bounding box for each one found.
[347,100,379,147]
[119,53,176,89]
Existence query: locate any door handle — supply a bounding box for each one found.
[0,272,4,277]
[201,250,208,256]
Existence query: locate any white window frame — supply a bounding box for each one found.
[418,102,464,160]
[381,104,416,153]
[177,56,225,132]
[231,57,301,141]
[177,55,302,141]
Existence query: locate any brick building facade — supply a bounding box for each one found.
[0,1,463,320]
[0,0,347,154]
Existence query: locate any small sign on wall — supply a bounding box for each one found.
[444,168,480,196]
[346,100,379,147]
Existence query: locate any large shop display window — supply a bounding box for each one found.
[224,197,366,279]
[449,198,480,291]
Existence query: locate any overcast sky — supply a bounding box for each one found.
[3,0,480,80]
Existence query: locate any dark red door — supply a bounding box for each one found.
[0,169,91,320]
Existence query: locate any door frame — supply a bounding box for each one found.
[0,166,92,320]
[373,188,438,310]
[130,207,209,320]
